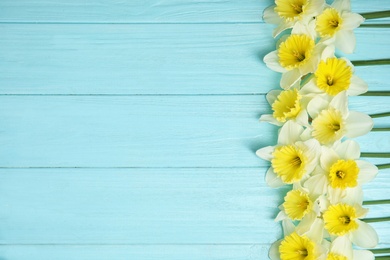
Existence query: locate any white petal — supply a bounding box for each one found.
[328,187,346,204]
[282,219,296,236]
[304,217,325,244]
[266,90,282,105]
[295,110,309,127]
[348,75,368,96]
[320,146,339,171]
[275,210,288,222]
[332,0,351,12]
[301,138,321,173]
[341,186,363,205]
[300,78,322,95]
[335,30,356,54]
[350,220,378,248]
[341,13,365,30]
[307,96,329,119]
[345,111,373,138]
[356,160,378,184]
[264,51,286,73]
[352,250,374,260]
[274,22,294,37]
[280,69,302,89]
[304,172,328,197]
[263,5,279,24]
[334,139,360,160]
[277,120,304,145]
[269,240,282,260]
[330,91,348,115]
[321,45,336,60]
[265,167,285,188]
[330,236,353,259]
[260,114,282,126]
[256,146,274,161]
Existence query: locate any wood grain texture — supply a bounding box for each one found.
[0,168,389,244]
[0,0,388,23]
[1,95,389,168]
[0,25,389,94]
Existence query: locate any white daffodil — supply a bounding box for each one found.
[264,33,327,89]
[301,57,368,97]
[305,139,378,204]
[325,236,375,260]
[315,0,365,53]
[307,91,373,145]
[269,219,327,260]
[263,0,325,37]
[256,121,321,187]
[323,203,378,248]
[260,88,310,126]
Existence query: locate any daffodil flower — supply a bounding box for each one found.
[316,0,365,54]
[307,91,373,145]
[304,139,378,204]
[269,219,327,260]
[301,57,368,97]
[260,88,310,126]
[263,0,325,37]
[323,203,378,248]
[256,121,321,187]
[325,236,375,260]
[264,34,327,89]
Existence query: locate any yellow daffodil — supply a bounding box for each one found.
[323,203,378,248]
[316,0,365,53]
[263,0,325,37]
[307,91,373,145]
[260,88,309,126]
[301,57,368,96]
[264,34,327,89]
[304,140,378,204]
[256,121,320,187]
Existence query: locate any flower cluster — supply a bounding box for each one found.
[258,0,379,259]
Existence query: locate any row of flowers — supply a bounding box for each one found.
[257,0,382,259]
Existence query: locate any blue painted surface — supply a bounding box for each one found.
[0,1,389,259]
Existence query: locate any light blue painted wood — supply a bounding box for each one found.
[0,0,388,23]
[0,95,389,168]
[0,25,389,94]
[0,168,388,244]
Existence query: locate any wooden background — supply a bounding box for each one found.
[0,0,389,259]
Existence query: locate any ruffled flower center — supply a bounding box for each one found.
[315,58,352,96]
[329,159,359,189]
[278,34,315,70]
[327,253,348,260]
[283,189,313,220]
[279,232,316,260]
[272,145,308,183]
[272,89,302,122]
[316,8,343,37]
[323,203,359,236]
[312,107,345,144]
[275,0,308,21]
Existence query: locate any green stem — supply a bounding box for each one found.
[375,256,390,260]
[372,128,390,132]
[363,91,390,96]
[370,248,390,254]
[352,59,390,66]
[362,216,390,223]
[361,24,390,28]
[361,153,390,158]
[363,199,390,205]
[361,10,390,19]
[378,163,390,170]
[370,112,390,118]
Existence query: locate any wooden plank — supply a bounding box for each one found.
[0,245,269,260]
[0,25,389,95]
[0,95,389,168]
[0,0,388,23]
[0,168,388,244]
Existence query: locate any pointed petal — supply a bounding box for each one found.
[345,111,373,138]
[331,236,353,259]
[260,114,282,126]
[264,51,286,73]
[263,5,279,24]
[277,120,304,145]
[280,69,301,89]
[330,91,348,115]
[269,240,282,260]
[356,160,378,184]
[266,167,285,188]
[300,78,322,95]
[334,139,360,160]
[342,13,365,30]
[350,220,378,248]
[348,75,368,96]
[266,90,282,105]
[352,250,374,260]
[332,0,351,12]
[282,219,296,236]
[256,146,274,161]
[307,96,329,118]
[341,186,363,205]
[335,30,356,54]
[320,146,339,171]
[304,172,327,197]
